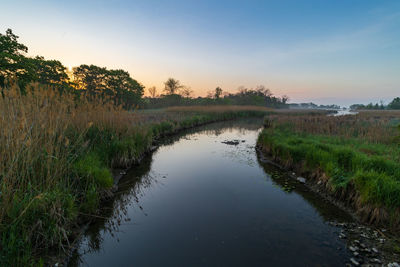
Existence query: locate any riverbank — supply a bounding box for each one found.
[67,119,357,266]
[256,150,400,265]
[256,110,400,230]
[256,110,400,264]
[0,84,271,266]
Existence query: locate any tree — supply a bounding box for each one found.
[30,56,69,86]
[0,29,30,87]
[0,29,72,90]
[180,86,193,98]
[105,69,144,108]
[388,97,400,109]
[214,87,222,99]
[0,29,28,55]
[73,64,108,95]
[237,86,248,96]
[281,95,289,104]
[148,86,157,98]
[164,78,183,95]
[72,64,144,108]
[255,85,272,97]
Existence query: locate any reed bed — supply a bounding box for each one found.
[166,105,273,113]
[265,110,400,144]
[0,83,142,265]
[0,83,269,265]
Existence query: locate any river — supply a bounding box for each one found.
[68,119,354,266]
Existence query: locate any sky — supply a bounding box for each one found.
[1,0,400,106]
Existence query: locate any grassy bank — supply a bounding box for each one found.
[257,110,400,229]
[0,84,270,266]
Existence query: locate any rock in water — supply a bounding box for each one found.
[222,140,240,145]
[297,177,306,183]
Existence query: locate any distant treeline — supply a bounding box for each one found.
[0,29,289,109]
[288,102,341,110]
[143,83,289,109]
[350,98,400,110]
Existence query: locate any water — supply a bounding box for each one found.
[69,119,353,266]
[330,109,358,116]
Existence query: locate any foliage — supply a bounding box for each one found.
[388,97,400,110]
[164,77,184,95]
[257,110,400,227]
[350,97,400,110]
[72,65,144,109]
[0,29,30,87]
[214,86,222,99]
[259,128,400,208]
[144,84,289,109]
[350,102,386,110]
[1,29,291,111]
[1,29,143,108]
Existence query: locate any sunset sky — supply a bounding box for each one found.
[2,0,400,106]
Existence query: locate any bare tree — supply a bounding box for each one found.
[255,85,272,97]
[281,95,290,104]
[237,86,249,95]
[148,86,157,98]
[164,78,183,95]
[180,86,193,98]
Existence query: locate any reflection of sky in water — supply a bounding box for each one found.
[71,120,352,267]
[157,123,263,170]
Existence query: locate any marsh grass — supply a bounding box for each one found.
[258,110,400,228]
[265,110,400,143]
[0,83,268,265]
[166,105,273,113]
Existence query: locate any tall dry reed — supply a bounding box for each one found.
[266,110,400,144]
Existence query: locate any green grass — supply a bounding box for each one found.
[258,127,400,215]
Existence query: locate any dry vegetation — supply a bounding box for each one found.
[265,110,400,144]
[0,82,142,265]
[0,83,269,265]
[166,105,273,113]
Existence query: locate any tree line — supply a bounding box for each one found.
[144,80,289,109]
[1,29,291,109]
[350,98,400,110]
[0,29,144,109]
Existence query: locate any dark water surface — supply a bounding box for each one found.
[70,119,353,267]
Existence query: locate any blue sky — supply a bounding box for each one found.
[1,0,400,106]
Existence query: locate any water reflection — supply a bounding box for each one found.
[69,118,352,267]
[256,156,353,223]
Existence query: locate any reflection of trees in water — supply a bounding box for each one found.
[183,118,263,138]
[157,118,263,149]
[255,153,353,223]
